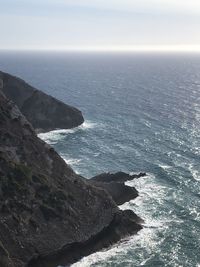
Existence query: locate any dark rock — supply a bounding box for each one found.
[90,172,146,206]
[90,181,138,205]
[0,91,143,267]
[0,240,11,267]
[27,210,142,267]
[0,71,84,132]
[91,171,146,183]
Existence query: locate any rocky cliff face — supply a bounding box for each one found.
[0,90,142,267]
[0,71,84,132]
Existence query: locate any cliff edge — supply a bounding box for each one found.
[0,71,84,132]
[0,90,142,267]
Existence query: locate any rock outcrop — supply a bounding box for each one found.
[0,90,142,267]
[91,171,146,183]
[0,71,84,132]
[90,172,146,205]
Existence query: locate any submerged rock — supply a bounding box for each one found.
[0,91,142,267]
[0,71,84,132]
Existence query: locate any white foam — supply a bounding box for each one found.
[121,174,168,222]
[38,129,73,144]
[38,120,97,144]
[60,155,82,174]
[140,118,152,128]
[71,173,169,267]
[62,157,82,166]
[158,164,172,170]
[188,163,200,181]
[71,222,166,267]
[80,120,97,130]
[188,206,200,221]
[62,156,81,165]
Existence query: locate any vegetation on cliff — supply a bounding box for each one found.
[0,89,142,267]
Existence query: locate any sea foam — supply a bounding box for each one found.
[38,120,97,145]
[72,173,169,267]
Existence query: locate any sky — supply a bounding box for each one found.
[0,0,200,51]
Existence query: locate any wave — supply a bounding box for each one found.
[71,229,159,267]
[158,164,172,170]
[80,120,98,130]
[140,118,152,128]
[121,173,168,224]
[188,163,200,181]
[71,173,169,267]
[169,154,200,182]
[38,129,71,144]
[38,120,97,144]
[58,153,82,173]
[71,217,167,267]
[62,157,82,166]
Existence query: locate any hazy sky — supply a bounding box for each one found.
[0,0,200,51]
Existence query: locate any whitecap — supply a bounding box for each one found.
[188,163,200,181]
[140,118,152,128]
[188,207,200,221]
[158,164,172,170]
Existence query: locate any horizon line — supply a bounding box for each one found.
[1,45,200,53]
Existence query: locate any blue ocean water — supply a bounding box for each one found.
[0,52,200,267]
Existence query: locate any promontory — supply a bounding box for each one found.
[0,72,143,267]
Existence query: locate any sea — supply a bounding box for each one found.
[0,51,200,267]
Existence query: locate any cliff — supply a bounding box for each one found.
[0,90,142,267]
[0,71,84,132]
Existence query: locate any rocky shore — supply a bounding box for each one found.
[0,73,145,267]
